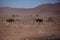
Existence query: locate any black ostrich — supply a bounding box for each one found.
[35,19,43,23]
[6,19,15,23]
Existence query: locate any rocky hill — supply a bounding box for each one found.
[0,2,60,16]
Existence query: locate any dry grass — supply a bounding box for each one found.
[0,14,60,40]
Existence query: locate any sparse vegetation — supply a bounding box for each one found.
[47,17,54,22]
[12,14,15,17]
[12,14,19,18]
[22,36,60,40]
[36,15,39,17]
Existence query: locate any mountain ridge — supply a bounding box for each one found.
[0,2,60,15]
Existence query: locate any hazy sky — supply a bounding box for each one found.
[0,0,60,8]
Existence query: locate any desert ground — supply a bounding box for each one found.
[0,3,60,40]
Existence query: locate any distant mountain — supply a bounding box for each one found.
[33,2,60,12]
[0,2,60,16]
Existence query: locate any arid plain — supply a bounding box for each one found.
[0,3,60,40]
